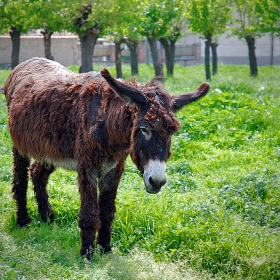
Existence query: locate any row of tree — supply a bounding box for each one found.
[0,0,279,79]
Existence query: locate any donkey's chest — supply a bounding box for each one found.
[99,160,118,177]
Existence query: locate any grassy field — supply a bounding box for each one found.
[0,63,280,280]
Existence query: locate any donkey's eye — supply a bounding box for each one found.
[140,126,151,136]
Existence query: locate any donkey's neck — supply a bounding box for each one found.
[106,100,135,148]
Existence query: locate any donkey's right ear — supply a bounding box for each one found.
[100,69,148,106]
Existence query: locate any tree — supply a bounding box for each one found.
[73,3,99,73]
[159,27,180,77]
[29,0,67,60]
[114,38,126,78]
[211,39,218,75]
[187,0,231,80]
[230,0,279,76]
[257,0,280,65]
[119,0,145,76]
[125,38,140,76]
[65,0,114,73]
[159,0,187,76]
[138,0,188,77]
[231,0,259,76]
[0,0,33,68]
[102,0,143,78]
[138,1,169,78]
[256,0,280,37]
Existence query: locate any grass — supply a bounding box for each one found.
[0,63,280,279]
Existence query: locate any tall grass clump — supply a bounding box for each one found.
[0,64,280,280]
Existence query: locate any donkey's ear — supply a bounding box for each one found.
[171,83,210,113]
[100,68,148,106]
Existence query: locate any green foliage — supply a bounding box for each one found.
[64,0,116,36]
[230,0,276,39]
[0,0,34,34]
[28,0,67,32]
[0,64,280,279]
[187,0,231,38]
[103,0,143,41]
[138,0,187,39]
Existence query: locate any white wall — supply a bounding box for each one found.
[178,32,280,65]
[0,35,79,67]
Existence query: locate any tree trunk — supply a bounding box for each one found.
[41,30,54,60]
[147,37,163,79]
[9,27,21,69]
[211,41,218,75]
[204,33,212,80]
[125,39,139,76]
[160,38,170,75]
[78,28,99,73]
[115,40,123,79]
[169,41,176,76]
[160,36,177,76]
[245,35,258,76]
[270,33,274,65]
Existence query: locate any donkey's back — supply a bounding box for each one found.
[4,57,98,108]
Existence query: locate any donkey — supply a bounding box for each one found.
[4,57,210,259]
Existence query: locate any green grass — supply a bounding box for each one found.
[0,64,280,279]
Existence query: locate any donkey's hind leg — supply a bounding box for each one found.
[30,161,55,223]
[12,146,31,227]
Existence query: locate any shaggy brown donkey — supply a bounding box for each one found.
[4,57,210,259]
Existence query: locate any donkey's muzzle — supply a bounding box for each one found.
[143,160,167,194]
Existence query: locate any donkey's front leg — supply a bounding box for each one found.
[97,161,125,253]
[78,167,100,259]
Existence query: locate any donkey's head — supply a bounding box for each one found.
[101,69,210,194]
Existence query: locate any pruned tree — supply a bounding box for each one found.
[125,38,140,76]
[159,26,181,77]
[138,1,168,78]
[74,3,99,73]
[138,0,187,77]
[66,0,114,73]
[158,0,187,76]
[114,38,126,78]
[230,0,278,76]
[256,0,280,65]
[0,0,33,68]
[103,0,143,78]
[29,0,67,60]
[187,0,231,80]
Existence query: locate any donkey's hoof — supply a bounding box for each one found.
[17,216,31,227]
[80,245,95,261]
[41,211,54,224]
[100,243,112,254]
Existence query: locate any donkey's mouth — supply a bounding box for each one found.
[143,160,167,194]
[148,177,166,193]
[144,178,162,194]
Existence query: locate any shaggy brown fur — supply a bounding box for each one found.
[4,57,210,259]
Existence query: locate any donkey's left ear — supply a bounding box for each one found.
[100,68,148,106]
[171,83,210,113]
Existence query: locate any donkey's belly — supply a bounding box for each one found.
[42,157,117,175]
[43,157,78,170]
